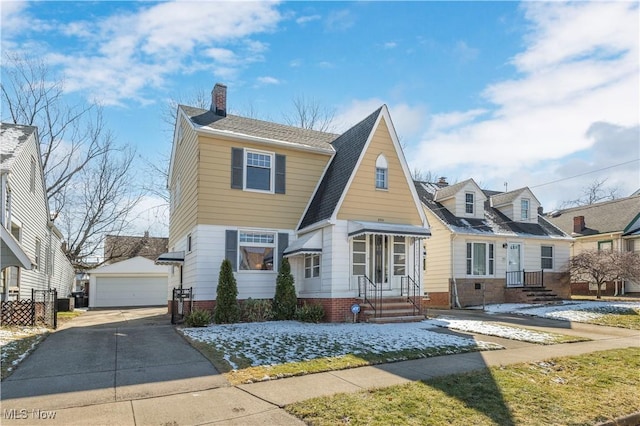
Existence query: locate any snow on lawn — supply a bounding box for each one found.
[424,317,571,344]
[182,321,502,370]
[484,301,640,322]
[1,327,49,376]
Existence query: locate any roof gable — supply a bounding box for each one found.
[298,107,382,229]
[1,123,37,171]
[490,187,540,207]
[433,178,483,202]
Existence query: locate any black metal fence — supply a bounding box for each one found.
[506,270,544,288]
[0,289,58,329]
[171,287,192,325]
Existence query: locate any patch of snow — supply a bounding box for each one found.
[485,301,640,323]
[182,321,502,369]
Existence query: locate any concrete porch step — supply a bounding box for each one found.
[367,315,425,324]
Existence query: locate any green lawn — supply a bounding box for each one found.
[286,347,640,425]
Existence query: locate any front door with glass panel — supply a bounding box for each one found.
[506,242,522,286]
[351,235,407,292]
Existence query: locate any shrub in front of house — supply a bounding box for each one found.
[185,308,212,327]
[241,298,274,322]
[273,258,297,320]
[214,258,240,324]
[295,303,325,323]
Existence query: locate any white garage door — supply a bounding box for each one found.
[94,276,168,307]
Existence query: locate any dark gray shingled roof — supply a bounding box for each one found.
[1,123,37,170]
[415,181,568,238]
[490,187,528,207]
[299,107,383,230]
[545,195,640,236]
[180,105,337,151]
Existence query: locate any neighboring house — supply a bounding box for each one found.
[88,256,169,308]
[414,178,573,308]
[160,83,430,322]
[545,194,640,295]
[104,232,168,264]
[0,123,75,301]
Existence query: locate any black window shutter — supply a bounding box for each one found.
[225,230,238,271]
[277,232,289,271]
[275,154,286,194]
[231,148,243,189]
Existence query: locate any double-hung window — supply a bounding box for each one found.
[541,245,553,269]
[304,254,320,278]
[521,199,530,220]
[239,231,275,271]
[465,193,474,214]
[375,154,388,189]
[246,151,272,191]
[466,242,494,276]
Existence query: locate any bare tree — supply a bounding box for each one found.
[1,53,142,267]
[560,178,620,208]
[58,143,142,267]
[282,94,336,132]
[412,168,438,182]
[569,249,640,299]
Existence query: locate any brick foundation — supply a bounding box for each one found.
[302,297,359,323]
[571,281,617,297]
[422,292,450,309]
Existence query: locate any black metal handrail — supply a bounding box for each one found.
[358,275,381,318]
[506,270,544,287]
[401,275,421,315]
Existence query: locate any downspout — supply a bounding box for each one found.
[451,233,461,308]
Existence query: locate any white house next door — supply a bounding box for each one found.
[506,242,522,287]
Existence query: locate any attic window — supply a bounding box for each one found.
[375,154,388,189]
[465,193,474,214]
[521,199,530,220]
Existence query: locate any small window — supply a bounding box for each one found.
[521,199,530,220]
[465,193,474,214]
[393,236,406,275]
[187,234,192,253]
[304,254,321,278]
[238,231,275,271]
[626,239,635,252]
[541,245,553,270]
[598,240,613,251]
[246,151,273,192]
[34,237,41,270]
[375,154,388,189]
[30,157,36,193]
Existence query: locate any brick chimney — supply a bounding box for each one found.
[436,177,449,188]
[211,83,227,117]
[573,215,585,233]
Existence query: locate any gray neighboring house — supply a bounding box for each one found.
[545,194,640,295]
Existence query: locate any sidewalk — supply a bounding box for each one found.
[2,311,639,425]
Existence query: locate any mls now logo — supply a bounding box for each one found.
[3,409,57,420]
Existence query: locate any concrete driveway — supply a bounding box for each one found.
[1,309,237,422]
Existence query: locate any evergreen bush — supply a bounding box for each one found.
[273,258,297,320]
[214,258,240,324]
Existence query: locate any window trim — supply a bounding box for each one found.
[521,198,530,220]
[466,241,495,276]
[304,253,321,279]
[244,149,275,193]
[541,245,554,270]
[238,230,277,273]
[465,192,474,215]
[598,240,613,251]
[375,154,388,190]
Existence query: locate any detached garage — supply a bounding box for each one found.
[89,256,169,308]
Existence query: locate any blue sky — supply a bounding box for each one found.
[2,1,639,236]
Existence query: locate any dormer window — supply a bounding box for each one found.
[375,154,388,189]
[521,198,530,220]
[465,192,474,214]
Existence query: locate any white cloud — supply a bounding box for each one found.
[383,42,397,49]
[296,14,321,25]
[410,1,639,208]
[3,1,283,106]
[257,76,281,85]
[325,9,355,32]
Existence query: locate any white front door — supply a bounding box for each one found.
[506,243,522,286]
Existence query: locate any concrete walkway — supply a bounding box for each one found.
[1,308,638,425]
